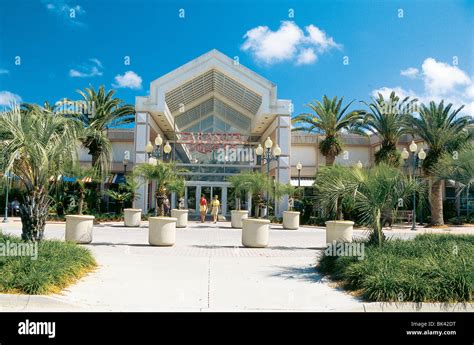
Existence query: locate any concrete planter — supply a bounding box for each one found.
[124,208,142,227]
[171,209,188,228]
[282,211,300,230]
[242,218,270,248]
[149,217,177,246]
[325,220,354,244]
[65,215,94,244]
[231,210,249,228]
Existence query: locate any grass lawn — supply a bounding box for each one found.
[0,234,96,294]
[317,234,474,303]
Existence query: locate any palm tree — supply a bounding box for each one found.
[63,163,100,215]
[106,190,132,213]
[0,106,81,241]
[433,146,474,222]
[292,96,365,166]
[75,85,135,176]
[134,162,184,216]
[315,164,421,246]
[406,101,473,226]
[361,91,417,167]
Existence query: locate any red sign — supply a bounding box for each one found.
[176,132,249,153]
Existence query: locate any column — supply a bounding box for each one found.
[133,112,151,211]
[247,191,252,217]
[196,185,201,216]
[221,187,227,216]
[171,192,176,209]
[184,187,188,209]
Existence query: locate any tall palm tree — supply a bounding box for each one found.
[432,146,474,222]
[361,91,417,167]
[292,96,365,166]
[406,101,473,226]
[134,162,184,216]
[75,85,135,176]
[0,106,81,241]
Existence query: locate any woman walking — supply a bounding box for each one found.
[211,195,220,224]
[199,194,207,223]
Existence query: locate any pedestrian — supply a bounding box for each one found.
[199,194,207,223]
[211,195,220,224]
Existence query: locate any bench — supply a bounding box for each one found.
[394,210,413,223]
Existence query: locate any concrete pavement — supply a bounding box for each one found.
[0,220,472,312]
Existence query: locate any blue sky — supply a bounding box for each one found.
[1,0,473,125]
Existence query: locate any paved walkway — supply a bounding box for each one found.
[0,220,472,312]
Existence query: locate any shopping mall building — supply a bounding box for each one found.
[80,50,466,217]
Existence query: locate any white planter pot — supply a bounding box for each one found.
[124,208,142,227]
[171,209,188,228]
[149,217,177,246]
[242,218,270,248]
[231,210,249,228]
[325,221,354,244]
[282,211,300,230]
[65,215,94,244]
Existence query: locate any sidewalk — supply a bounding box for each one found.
[0,221,472,312]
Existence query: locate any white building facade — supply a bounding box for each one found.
[133,50,293,216]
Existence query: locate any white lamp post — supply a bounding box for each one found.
[401,140,426,230]
[255,137,281,218]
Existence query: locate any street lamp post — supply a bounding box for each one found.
[123,151,130,175]
[296,162,302,188]
[401,140,426,231]
[145,134,172,165]
[255,137,281,218]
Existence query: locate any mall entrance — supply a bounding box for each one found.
[182,181,230,217]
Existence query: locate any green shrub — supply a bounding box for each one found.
[317,234,474,302]
[0,234,96,294]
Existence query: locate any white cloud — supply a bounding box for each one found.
[0,91,22,106]
[69,58,103,78]
[89,58,102,68]
[371,86,419,101]
[421,58,471,95]
[43,0,86,26]
[0,69,9,74]
[400,67,419,79]
[241,21,340,65]
[373,58,474,116]
[296,48,317,65]
[305,25,341,51]
[113,71,142,89]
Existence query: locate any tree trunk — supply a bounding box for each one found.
[325,154,336,166]
[78,188,85,215]
[455,181,461,224]
[155,193,166,217]
[19,188,49,242]
[370,208,385,246]
[430,179,444,226]
[336,196,343,220]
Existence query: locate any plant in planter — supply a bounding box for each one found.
[227,173,252,228]
[0,104,81,242]
[315,164,422,246]
[118,174,143,227]
[63,164,99,244]
[134,161,182,245]
[273,182,300,230]
[168,176,188,228]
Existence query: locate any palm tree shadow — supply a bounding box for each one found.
[270,265,325,283]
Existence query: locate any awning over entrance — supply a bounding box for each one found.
[290,178,315,187]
